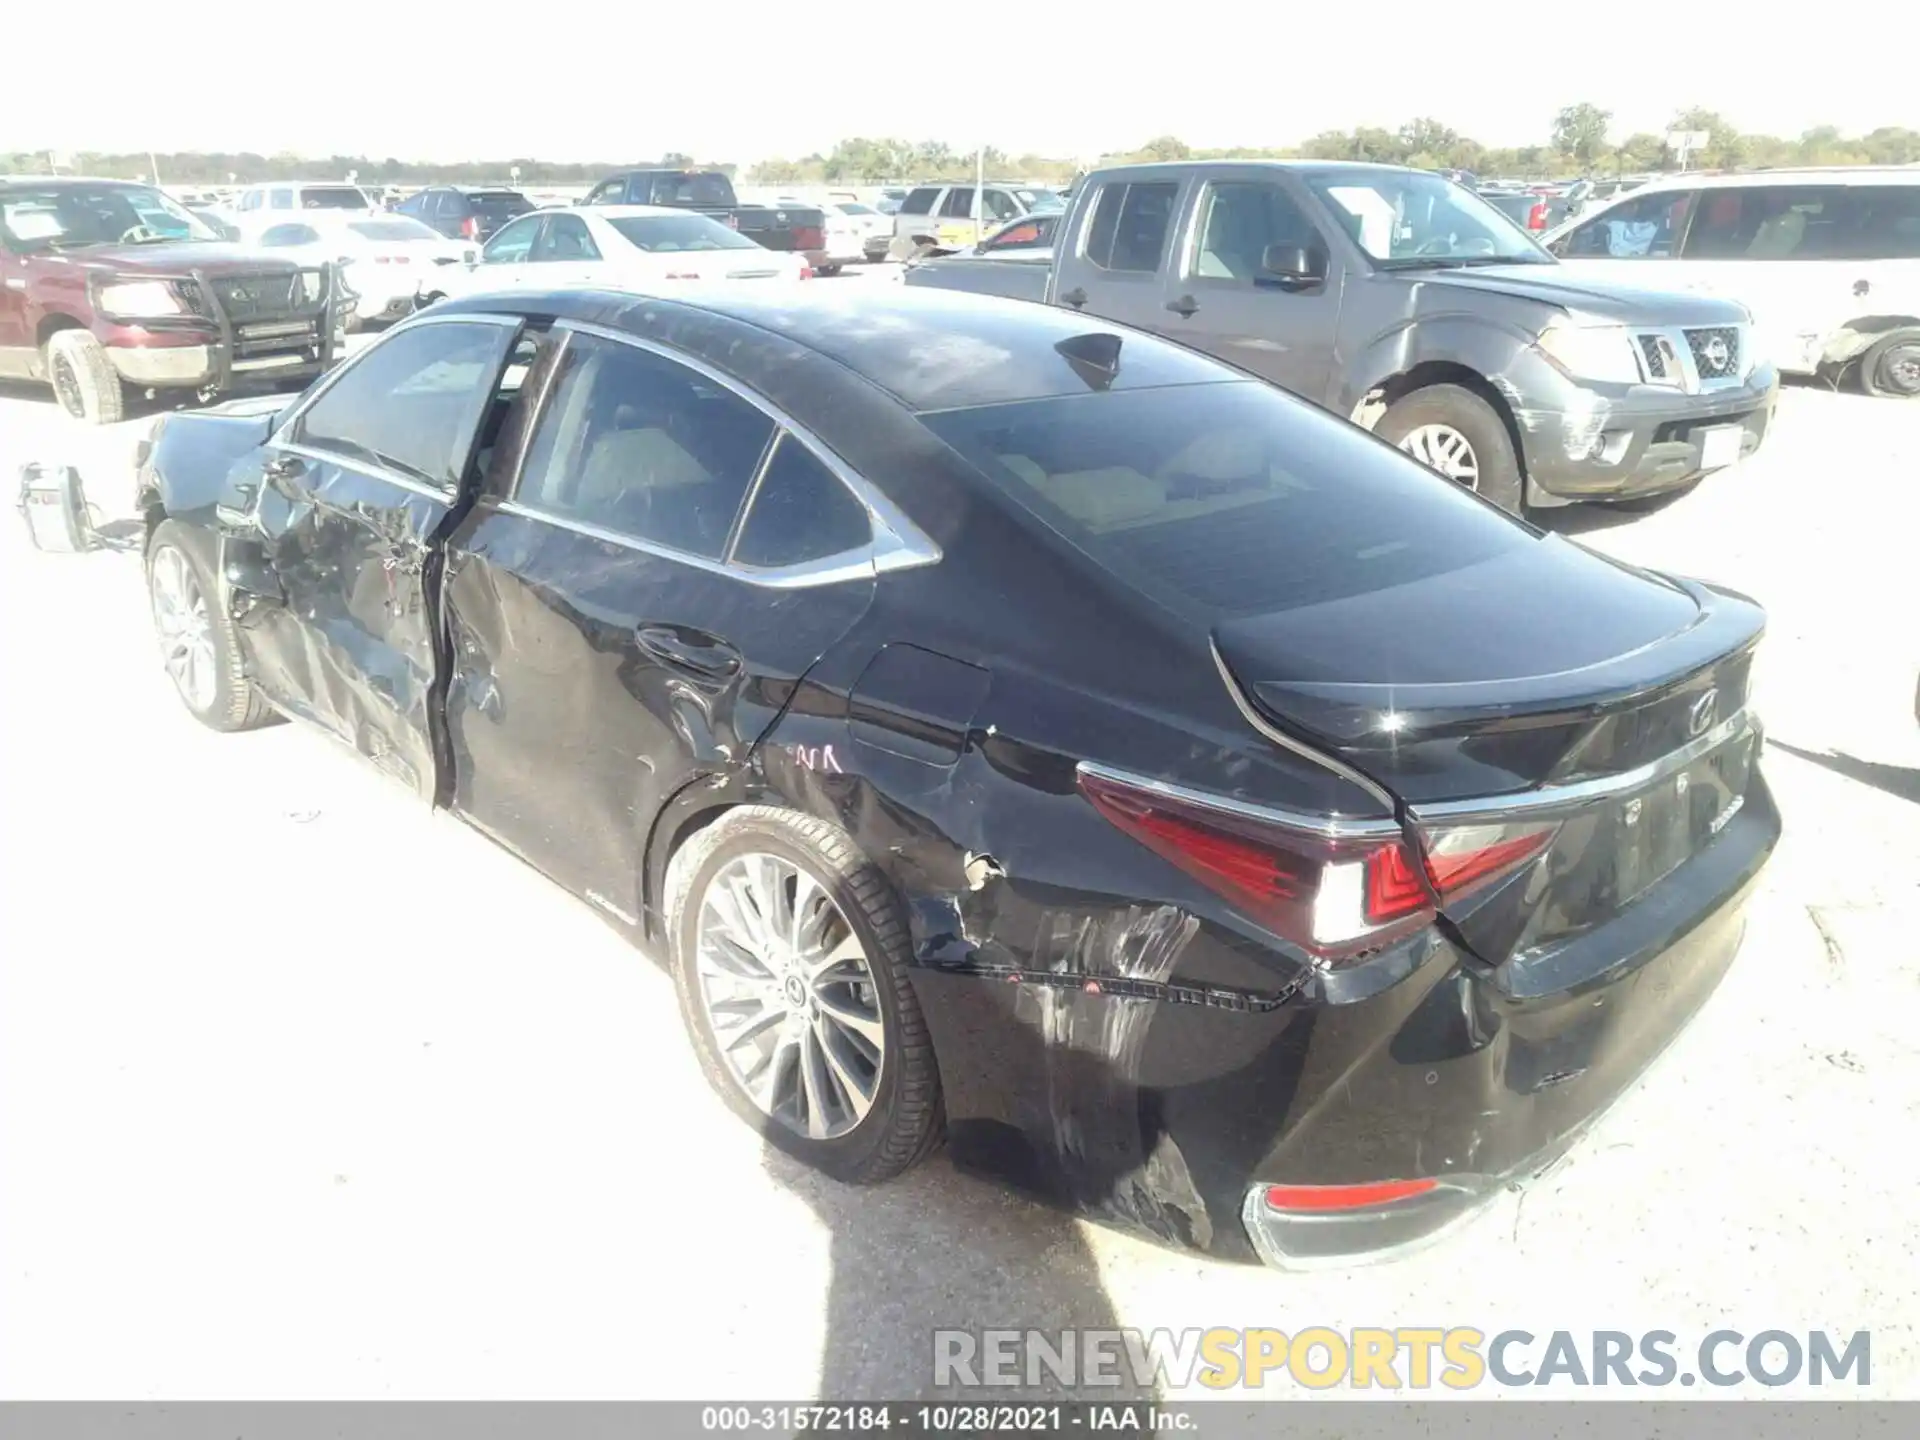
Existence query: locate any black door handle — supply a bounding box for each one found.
[1853,278,1871,297]
[1166,295,1198,318]
[635,626,742,681]
[1061,286,1088,309]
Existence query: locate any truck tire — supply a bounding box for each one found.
[45,328,126,426]
[667,806,944,1185]
[1859,330,1920,399]
[1377,384,1525,516]
[145,520,279,732]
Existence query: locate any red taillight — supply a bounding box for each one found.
[461,215,479,239]
[1527,202,1548,230]
[798,263,814,280]
[794,225,824,252]
[1077,769,1554,963]
[724,214,739,230]
[1264,1178,1438,1212]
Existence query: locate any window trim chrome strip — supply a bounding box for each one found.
[270,440,455,503]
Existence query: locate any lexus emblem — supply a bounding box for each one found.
[1702,335,1731,371]
[1688,688,1718,737]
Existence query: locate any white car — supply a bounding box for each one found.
[825,200,895,264]
[1542,166,1920,396]
[422,204,811,304]
[254,213,473,328]
[224,181,379,238]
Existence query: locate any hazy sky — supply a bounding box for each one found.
[8,2,1912,164]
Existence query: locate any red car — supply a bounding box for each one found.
[0,176,343,424]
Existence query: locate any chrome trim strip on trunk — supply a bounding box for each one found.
[1408,709,1757,824]
[1208,639,1399,814]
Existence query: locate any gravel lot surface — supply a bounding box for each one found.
[2,280,1915,1399]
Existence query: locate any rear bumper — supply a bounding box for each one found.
[920,771,1780,1269]
[1520,365,1781,505]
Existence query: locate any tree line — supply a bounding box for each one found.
[6,107,1915,189]
[749,107,1919,184]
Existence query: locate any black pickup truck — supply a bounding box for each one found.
[583,169,827,272]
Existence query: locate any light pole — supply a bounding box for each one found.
[975,142,986,244]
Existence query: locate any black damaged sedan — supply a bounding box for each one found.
[134,284,1778,1267]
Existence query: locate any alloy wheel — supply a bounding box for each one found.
[694,852,885,1141]
[149,546,218,712]
[1397,424,1481,490]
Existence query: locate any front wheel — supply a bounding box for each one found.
[668,807,943,1184]
[1377,384,1525,516]
[146,520,278,732]
[1860,331,1920,399]
[45,328,125,426]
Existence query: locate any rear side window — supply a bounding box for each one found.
[1682,186,1845,260]
[939,188,975,219]
[1855,185,1920,259]
[300,186,371,210]
[297,321,515,489]
[732,436,872,568]
[514,332,774,558]
[1084,181,1178,272]
[900,187,940,216]
[920,382,1526,617]
[531,212,601,261]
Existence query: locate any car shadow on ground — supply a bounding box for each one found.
[760,1147,1151,1401]
[0,376,188,425]
[1768,739,1920,806]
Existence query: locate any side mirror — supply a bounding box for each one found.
[1260,244,1328,288]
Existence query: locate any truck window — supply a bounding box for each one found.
[1191,182,1321,281]
[939,188,976,220]
[1084,181,1178,273]
[647,173,737,208]
[982,189,1021,222]
[1854,185,1920,259]
[900,188,940,216]
[1561,190,1695,259]
[1681,186,1854,260]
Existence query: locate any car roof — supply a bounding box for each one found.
[581,204,724,220]
[432,283,1238,412]
[1631,166,1920,192]
[0,175,154,188]
[1089,158,1420,180]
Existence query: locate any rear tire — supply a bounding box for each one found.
[816,263,843,277]
[145,520,279,732]
[667,807,943,1185]
[45,328,125,426]
[1859,330,1920,399]
[1377,383,1525,515]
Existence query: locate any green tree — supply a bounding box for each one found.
[1551,102,1613,168]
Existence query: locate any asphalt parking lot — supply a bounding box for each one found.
[1,273,1916,1400]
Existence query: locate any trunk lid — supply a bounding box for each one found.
[1213,540,1766,967]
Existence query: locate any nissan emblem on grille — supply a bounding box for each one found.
[1703,335,1730,371]
[1689,688,1719,737]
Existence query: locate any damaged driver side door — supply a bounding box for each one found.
[219,313,522,798]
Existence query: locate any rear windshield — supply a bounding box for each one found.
[470,191,532,217]
[608,215,759,252]
[348,218,440,241]
[646,173,736,207]
[920,383,1531,617]
[300,187,372,209]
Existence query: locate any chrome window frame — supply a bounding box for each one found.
[493,317,940,590]
[268,309,526,499]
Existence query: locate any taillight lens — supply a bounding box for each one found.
[1527,202,1548,230]
[798,263,814,280]
[461,215,479,239]
[1077,769,1554,964]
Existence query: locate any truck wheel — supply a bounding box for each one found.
[667,806,944,1185]
[45,329,126,426]
[816,263,843,277]
[145,520,279,732]
[1859,331,1920,399]
[1378,384,1524,515]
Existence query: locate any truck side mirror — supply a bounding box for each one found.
[1259,243,1328,288]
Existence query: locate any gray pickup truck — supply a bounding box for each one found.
[904,159,1780,514]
